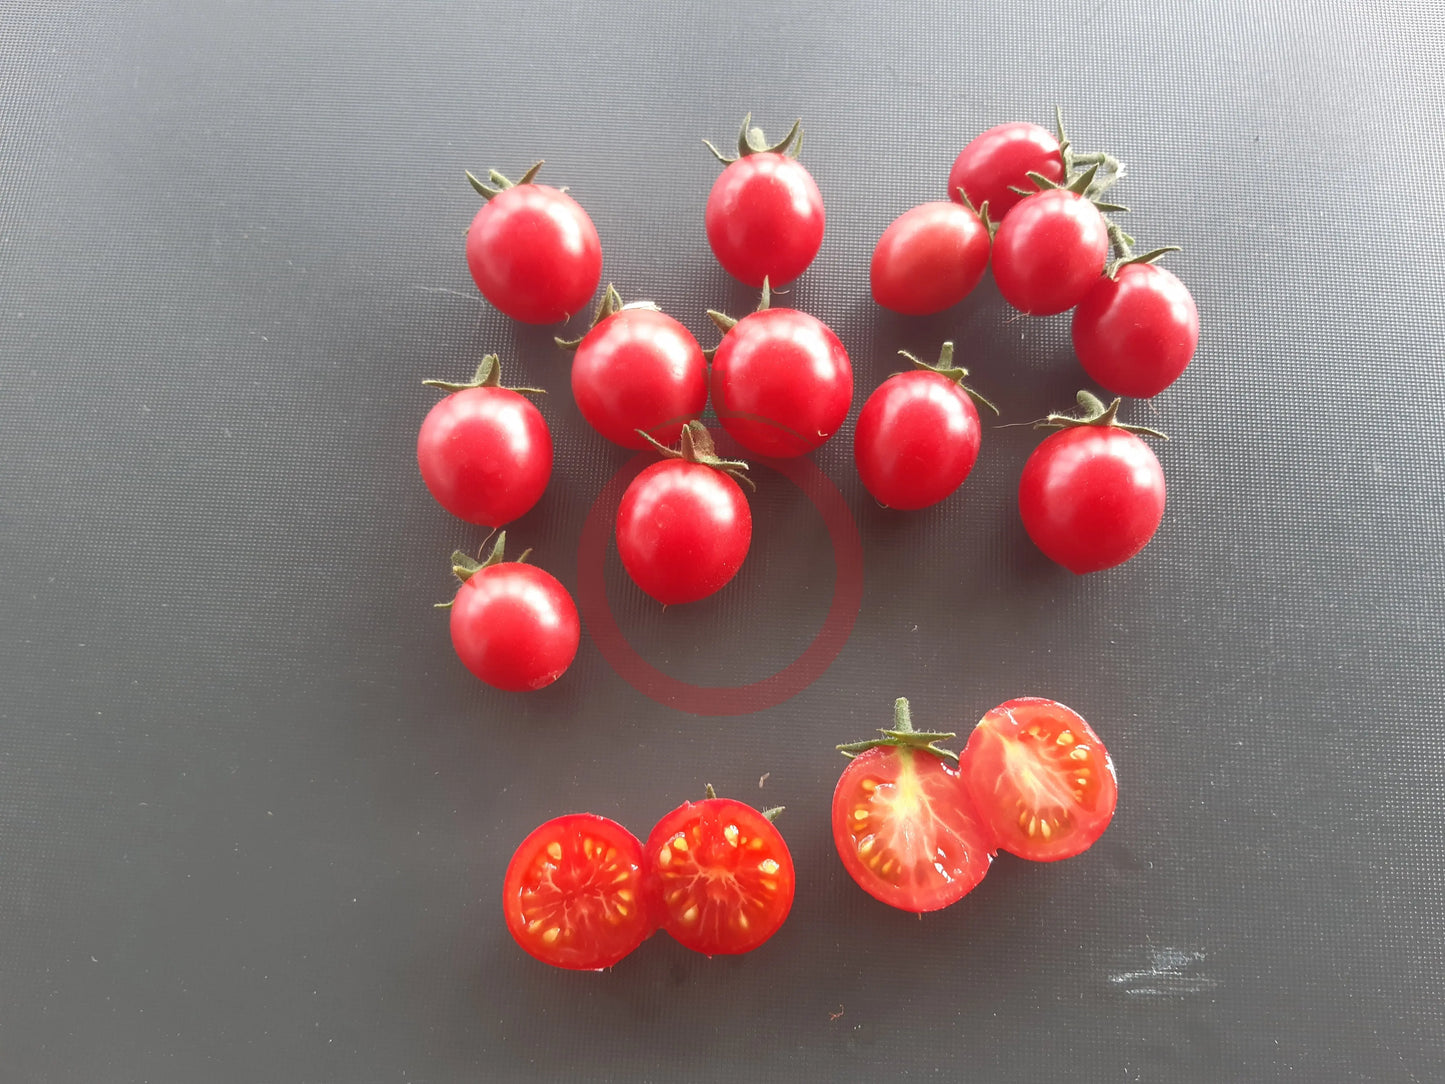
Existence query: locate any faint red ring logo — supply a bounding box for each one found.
[576,444,864,716]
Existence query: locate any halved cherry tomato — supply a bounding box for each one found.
[644,792,795,955]
[961,697,1118,862]
[832,699,995,913]
[502,813,654,970]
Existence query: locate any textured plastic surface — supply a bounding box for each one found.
[2,2,1443,1081]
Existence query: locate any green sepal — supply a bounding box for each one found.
[897,342,999,416]
[835,698,960,763]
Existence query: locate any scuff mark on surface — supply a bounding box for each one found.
[1108,947,1220,997]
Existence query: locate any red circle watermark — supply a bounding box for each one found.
[576,445,864,716]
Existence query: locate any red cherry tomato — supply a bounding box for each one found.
[465,166,602,324]
[502,814,654,970]
[644,794,795,956]
[853,344,990,510]
[991,189,1108,316]
[1018,409,1166,574]
[710,305,852,458]
[1072,263,1200,398]
[961,698,1118,862]
[448,541,580,691]
[870,201,990,316]
[569,299,707,450]
[704,117,824,288]
[417,356,552,527]
[615,423,752,604]
[832,701,995,913]
[948,122,1064,220]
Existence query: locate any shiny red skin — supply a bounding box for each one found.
[449,562,580,691]
[417,387,552,527]
[831,747,995,913]
[705,153,825,288]
[643,798,795,956]
[1072,264,1200,398]
[961,697,1118,862]
[709,308,852,458]
[616,460,752,604]
[465,184,602,324]
[992,189,1108,316]
[870,201,990,315]
[502,814,653,970]
[854,372,982,510]
[1018,426,1166,573]
[948,122,1064,220]
[571,307,708,449]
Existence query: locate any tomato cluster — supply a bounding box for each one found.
[409,110,1198,969]
[502,790,795,970]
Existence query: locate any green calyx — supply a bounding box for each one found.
[705,277,773,354]
[898,341,999,416]
[956,189,996,238]
[836,697,960,764]
[1036,390,1169,440]
[1105,220,1183,278]
[465,160,544,201]
[555,283,662,350]
[639,420,755,492]
[435,532,531,609]
[703,113,804,165]
[703,782,783,822]
[422,353,546,397]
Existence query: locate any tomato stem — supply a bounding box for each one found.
[637,420,756,492]
[703,113,804,165]
[1035,390,1169,440]
[897,342,999,416]
[422,353,546,397]
[465,160,544,201]
[555,284,661,350]
[436,533,531,608]
[836,698,960,762]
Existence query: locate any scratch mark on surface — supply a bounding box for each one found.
[1108,947,1219,997]
[414,285,482,303]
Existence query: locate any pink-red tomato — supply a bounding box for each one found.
[643,797,795,956]
[466,181,602,324]
[949,122,1064,220]
[417,385,552,527]
[710,308,852,458]
[960,697,1118,862]
[832,744,994,913]
[870,201,990,315]
[854,371,983,510]
[502,814,654,970]
[991,189,1108,316]
[1072,263,1200,398]
[706,154,824,288]
[616,459,752,604]
[1018,425,1166,573]
[450,560,580,690]
[571,307,708,449]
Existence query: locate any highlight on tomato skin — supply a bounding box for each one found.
[501,813,656,971]
[642,794,795,956]
[960,697,1118,863]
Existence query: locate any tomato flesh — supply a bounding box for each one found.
[644,798,795,955]
[853,371,983,510]
[449,562,580,691]
[831,747,994,913]
[466,183,602,324]
[961,698,1117,862]
[502,814,653,970]
[417,386,552,527]
[948,122,1064,220]
[705,153,825,288]
[991,189,1108,316]
[1072,263,1200,398]
[870,201,990,316]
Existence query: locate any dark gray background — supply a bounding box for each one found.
[2,1,1442,1081]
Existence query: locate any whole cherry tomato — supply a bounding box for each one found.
[870,201,990,316]
[417,354,551,527]
[465,162,602,324]
[961,697,1118,862]
[1018,392,1167,573]
[708,284,852,458]
[445,535,580,691]
[560,285,708,450]
[853,342,996,510]
[502,813,654,970]
[992,187,1108,316]
[704,115,824,288]
[1072,261,1199,398]
[949,122,1064,221]
[616,422,753,604]
[643,787,795,956]
[833,698,995,913]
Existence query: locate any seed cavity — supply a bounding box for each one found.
[542,927,561,945]
[724,824,740,846]
[759,858,780,875]
[658,845,673,867]
[672,835,689,853]
[545,842,562,861]
[681,904,699,925]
